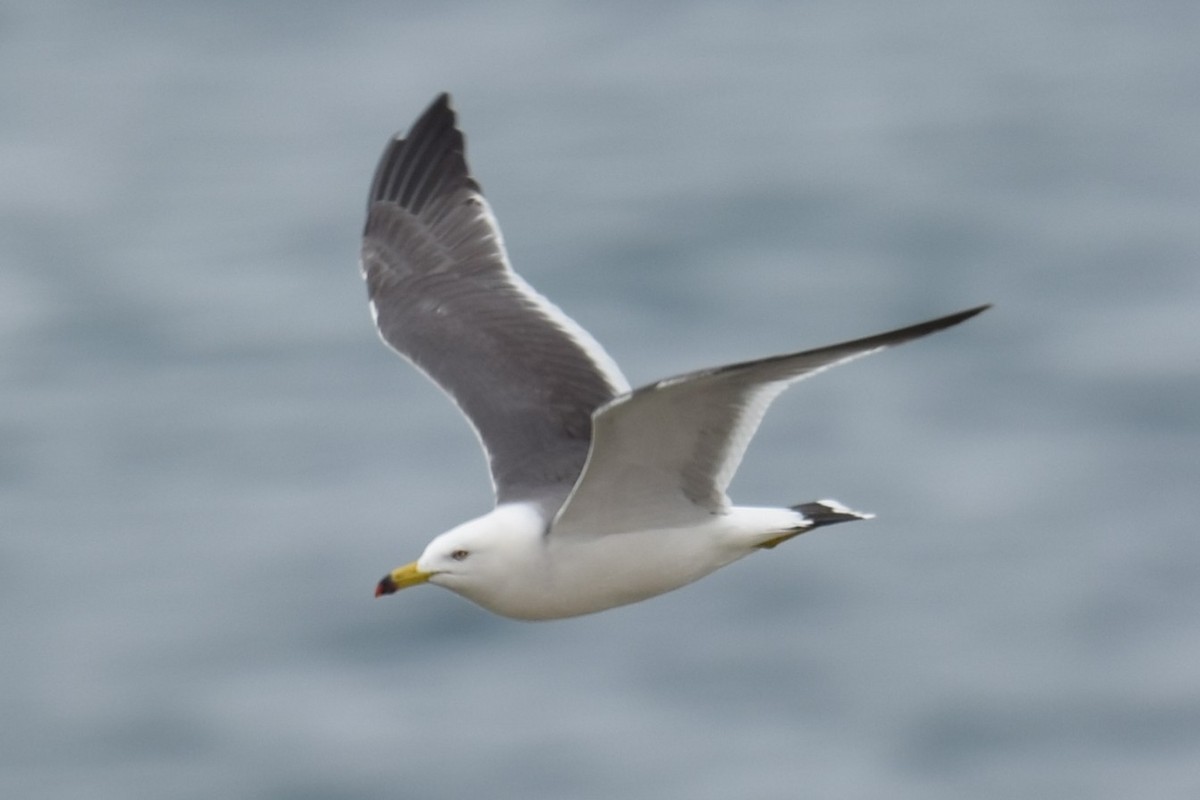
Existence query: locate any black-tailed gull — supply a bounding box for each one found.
[364,93,988,620]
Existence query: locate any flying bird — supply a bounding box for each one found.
[362,93,987,620]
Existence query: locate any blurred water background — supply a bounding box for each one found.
[3,1,1199,798]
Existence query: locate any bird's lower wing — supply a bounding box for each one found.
[550,305,989,538]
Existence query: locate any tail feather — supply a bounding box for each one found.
[757,499,872,549]
[792,498,874,528]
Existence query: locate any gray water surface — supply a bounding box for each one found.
[4,2,1199,798]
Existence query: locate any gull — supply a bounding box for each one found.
[363,93,987,620]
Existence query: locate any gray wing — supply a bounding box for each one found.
[551,305,989,537]
[361,94,629,505]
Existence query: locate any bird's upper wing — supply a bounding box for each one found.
[551,305,989,537]
[361,94,629,505]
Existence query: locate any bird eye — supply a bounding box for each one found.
[450,549,469,561]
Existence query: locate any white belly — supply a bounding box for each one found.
[471,506,804,620]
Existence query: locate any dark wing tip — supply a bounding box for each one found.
[942,303,991,326]
[366,92,474,214]
[651,302,992,392]
[415,92,454,130]
[851,302,991,351]
[890,302,990,341]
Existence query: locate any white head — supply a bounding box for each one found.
[373,505,546,615]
